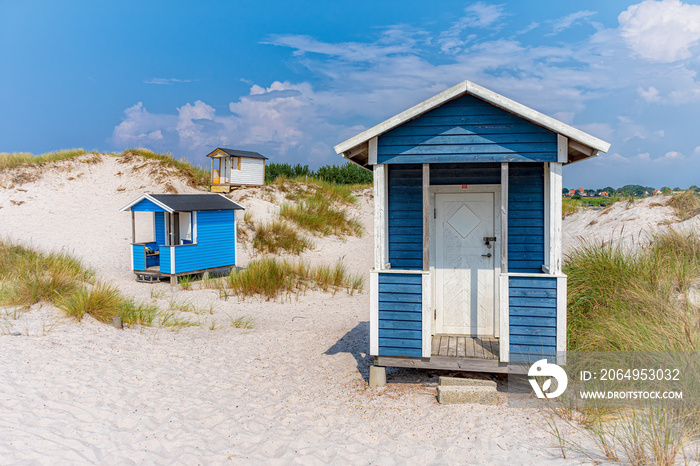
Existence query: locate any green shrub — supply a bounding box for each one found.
[265,162,371,185]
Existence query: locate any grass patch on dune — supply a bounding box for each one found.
[280,196,363,237]
[119,148,209,188]
[667,191,700,222]
[553,229,700,464]
[271,176,360,205]
[0,147,209,188]
[562,196,622,218]
[252,220,313,254]
[565,229,700,351]
[0,240,159,327]
[0,149,90,171]
[221,258,364,300]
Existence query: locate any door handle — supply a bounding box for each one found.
[482,253,492,258]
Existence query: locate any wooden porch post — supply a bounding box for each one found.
[500,163,508,273]
[131,211,136,244]
[422,163,430,272]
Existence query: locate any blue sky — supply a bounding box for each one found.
[2,0,700,189]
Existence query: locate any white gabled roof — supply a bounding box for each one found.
[334,80,611,167]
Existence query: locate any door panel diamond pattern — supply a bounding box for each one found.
[447,204,481,239]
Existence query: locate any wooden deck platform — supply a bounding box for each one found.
[431,335,499,360]
[375,335,507,374]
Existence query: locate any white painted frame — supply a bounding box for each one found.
[373,162,389,270]
[369,271,379,356]
[557,275,567,364]
[428,184,502,339]
[543,161,563,274]
[369,269,431,357]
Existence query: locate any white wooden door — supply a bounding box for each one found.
[435,192,496,336]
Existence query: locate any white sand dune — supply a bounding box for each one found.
[0,155,593,464]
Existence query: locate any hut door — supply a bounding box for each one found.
[434,192,496,336]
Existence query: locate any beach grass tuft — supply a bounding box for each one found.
[667,191,700,221]
[279,196,363,237]
[252,220,313,254]
[565,228,700,352]
[223,258,363,300]
[0,149,91,171]
[119,148,209,188]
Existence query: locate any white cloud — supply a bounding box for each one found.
[112,102,176,147]
[144,78,196,85]
[439,3,506,54]
[550,10,597,34]
[638,86,662,102]
[619,0,700,62]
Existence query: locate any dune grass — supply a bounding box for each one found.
[0,149,91,171]
[667,191,700,221]
[271,176,360,205]
[0,240,160,327]
[565,229,700,352]
[562,196,622,218]
[280,196,363,237]
[119,148,209,187]
[0,147,209,188]
[252,220,313,254]
[220,257,363,300]
[556,229,700,464]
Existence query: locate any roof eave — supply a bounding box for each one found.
[119,194,174,213]
[335,80,611,165]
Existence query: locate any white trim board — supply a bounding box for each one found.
[334,80,611,159]
[369,272,379,356]
[119,193,174,213]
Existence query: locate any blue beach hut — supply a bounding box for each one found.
[334,80,610,383]
[120,193,244,282]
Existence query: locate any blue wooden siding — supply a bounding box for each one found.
[172,210,236,273]
[430,163,500,185]
[131,199,167,212]
[509,276,557,363]
[132,244,146,271]
[388,165,423,270]
[160,247,171,274]
[377,95,557,165]
[155,212,166,246]
[508,164,545,273]
[377,273,423,357]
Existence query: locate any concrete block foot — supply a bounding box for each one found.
[369,366,386,387]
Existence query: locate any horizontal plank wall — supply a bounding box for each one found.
[230,158,265,186]
[377,95,558,165]
[130,199,168,212]
[430,163,500,185]
[388,165,423,270]
[155,212,166,246]
[377,273,423,357]
[173,210,236,273]
[132,245,146,271]
[509,276,557,363]
[508,164,545,273]
[159,247,171,274]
